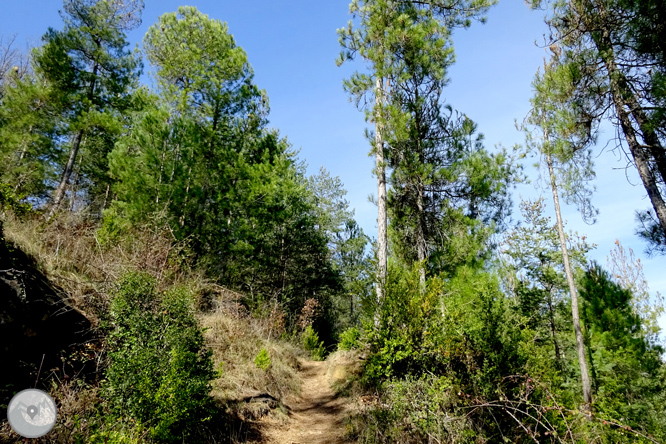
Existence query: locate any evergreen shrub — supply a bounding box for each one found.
[338,326,361,351]
[254,348,271,370]
[302,325,326,360]
[103,272,216,443]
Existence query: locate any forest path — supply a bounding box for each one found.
[259,359,351,444]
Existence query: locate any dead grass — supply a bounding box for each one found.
[202,291,303,403]
[2,213,194,324]
[2,212,306,442]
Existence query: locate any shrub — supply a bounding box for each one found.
[362,263,447,384]
[347,375,467,443]
[103,272,216,443]
[338,326,361,351]
[254,348,271,370]
[302,325,326,361]
[0,182,31,216]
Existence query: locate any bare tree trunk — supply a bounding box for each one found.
[50,130,84,218]
[546,147,592,408]
[416,180,426,287]
[375,76,387,325]
[601,47,666,233]
[608,80,666,232]
[619,75,666,185]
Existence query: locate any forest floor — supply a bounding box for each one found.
[256,359,352,444]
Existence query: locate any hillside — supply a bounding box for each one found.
[2,1,666,443]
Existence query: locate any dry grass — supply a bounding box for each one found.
[2,212,306,442]
[2,213,193,323]
[202,291,303,403]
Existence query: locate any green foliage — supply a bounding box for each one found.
[363,263,446,383]
[363,262,521,390]
[103,272,216,443]
[502,198,594,366]
[338,0,510,285]
[309,167,371,332]
[143,5,262,122]
[388,109,517,276]
[0,75,62,200]
[31,0,144,210]
[88,430,140,444]
[254,348,271,371]
[579,263,666,439]
[349,375,464,443]
[0,182,31,216]
[338,327,361,351]
[524,55,599,224]
[302,325,326,361]
[635,209,666,256]
[529,0,666,253]
[105,9,344,338]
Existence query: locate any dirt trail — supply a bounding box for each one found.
[260,359,350,444]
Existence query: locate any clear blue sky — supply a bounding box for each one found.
[1,1,663,332]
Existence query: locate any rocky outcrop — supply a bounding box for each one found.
[0,227,93,419]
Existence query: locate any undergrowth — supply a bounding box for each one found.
[0,214,303,443]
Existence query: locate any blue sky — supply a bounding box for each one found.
[1,1,663,331]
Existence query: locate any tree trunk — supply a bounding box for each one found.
[416,180,426,287]
[582,0,666,237]
[375,76,388,325]
[69,156,83,212]
[102,184,110,214]
[547,289,563,366]
[180,165,192,227]
[546,147,593,408]
[618,74,666,186]
[50,130,84,218]
[49,60,99,219]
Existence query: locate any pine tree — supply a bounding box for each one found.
[0,70,62,200]
[524,54,599,408]
[503,198,594,368]
[36,0,143,217]
[107,7,344,335]
[579,263,665,435]
[338,0,496,306]
[530,0,666,254]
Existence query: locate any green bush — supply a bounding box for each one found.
[363,263,447,384]
[103,272,216,443]
[254,348,271,370]
[302,325,326,361]
[338,326,361,351]
[0,182,31,216]
[348,375,466,443]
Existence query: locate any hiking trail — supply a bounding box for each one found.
[258,359,350,444]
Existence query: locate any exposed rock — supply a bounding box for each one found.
[0,227,93,419]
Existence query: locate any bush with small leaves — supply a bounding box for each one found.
[254,348,271,371]
[103,272,216,443]
[338,327,361,351]
[302,325,326,361]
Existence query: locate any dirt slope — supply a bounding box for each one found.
[259,359,350,444]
